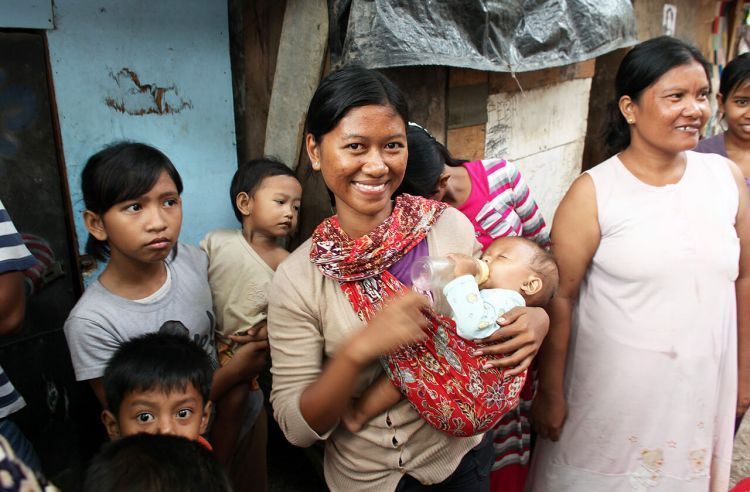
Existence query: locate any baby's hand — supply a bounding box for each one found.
[229,337,267,381]
[229,321,268,345]
[446,253,480,278]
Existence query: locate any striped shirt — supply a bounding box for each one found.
[454,160,547,485]
[457,159,549,250]
[0,200,37,418]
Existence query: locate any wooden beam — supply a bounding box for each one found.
[447,124,486,161]
[264,0,327,169]
[238,0,285,165]
[449,68,489,88]
[729,0,746,61]
[379,66,448,144]
[489,59,595,95]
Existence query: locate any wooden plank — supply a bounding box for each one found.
[448,83,488,129]
[379,66,448,143]
[264,0,327,169]
[728,0,746,61]
[632,0,716,54]
[485,77,593,221]
[447,124,486,161]
[489,59,595,94]
[233,0,286,165]
[449,68,489,88]
[581,48,629,171]
[291,54,336,248]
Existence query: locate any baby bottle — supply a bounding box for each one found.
[410,256,457,292]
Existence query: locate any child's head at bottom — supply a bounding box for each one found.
[481,236,559,306]
[82,433,231,492]
[101,330,214,441]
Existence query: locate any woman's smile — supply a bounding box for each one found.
[352,180,389,194]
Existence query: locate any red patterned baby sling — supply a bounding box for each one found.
[310,194,525,436]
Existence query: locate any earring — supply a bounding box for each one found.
[312,161,320,170]
[627,118,634,124]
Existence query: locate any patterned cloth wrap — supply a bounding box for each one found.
[310,194,525,437]
[0,435,58,492]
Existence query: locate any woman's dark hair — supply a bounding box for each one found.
[304,64,409,143]
[230,157,297,222]
[82,433,231,492]
[720,52,750,97]
[604,36,711,157]
[395,124,466,198]
[81,142,183,261]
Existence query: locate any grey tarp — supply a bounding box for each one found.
[329,0,637,72]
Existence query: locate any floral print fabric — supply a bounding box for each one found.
[310,194,524,436]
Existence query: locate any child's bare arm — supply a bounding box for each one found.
[341,376,401,433]
[210,334,267,401]
[89,378,106,409]
[0,271,25,335]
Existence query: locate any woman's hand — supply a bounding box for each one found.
[298,291,430,434]
[473,306,549,375]
[345,291,430,366]
[532,388,567,441]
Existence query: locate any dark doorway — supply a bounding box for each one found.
[0,30,104,489]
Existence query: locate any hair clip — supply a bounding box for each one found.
[408,121,435,139]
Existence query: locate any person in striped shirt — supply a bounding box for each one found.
[397,124,550,492]
[398,123,549,251]
[0,199,41,472]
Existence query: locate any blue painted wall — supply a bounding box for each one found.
[0,1,53,29]
[46,0,238,278]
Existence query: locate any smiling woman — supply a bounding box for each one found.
[528,36,750,491]
[267,66,490,491]
[267,66,551,491]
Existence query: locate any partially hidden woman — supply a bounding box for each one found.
[696,53,750,189]
[528,36,750,491]
[267,65,550,491]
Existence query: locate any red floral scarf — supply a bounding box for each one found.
[310,194,524,436]
[311,194,445,320]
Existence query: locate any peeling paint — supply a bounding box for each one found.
[105,67,192,115]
